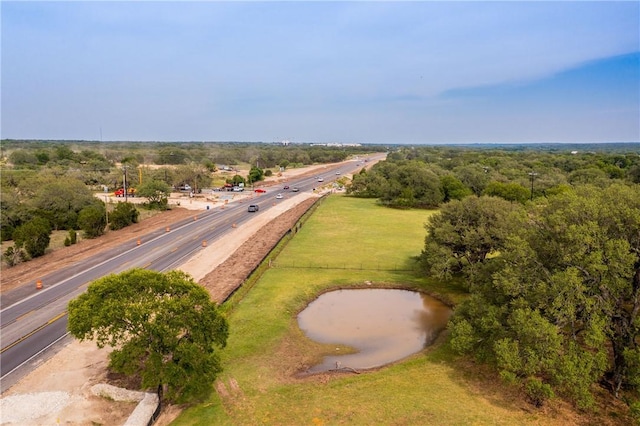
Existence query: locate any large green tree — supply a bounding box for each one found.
[173,164,212,192]
[440,174,473,202]
[247,166,265,184]
[452,164,492,196]
[445,184,640,408]
[136,180,171,209]
[67,269,229,403]
[347,160,444,208]
[482,181,530,204]
[12,217,51,258]
[31,178,97,230]
[0,188,29,241]
[421,195,525,281]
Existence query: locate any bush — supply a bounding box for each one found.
[12,217,51,258]
[69,229,77,244]
[78,204,107,238]
[3,246,25,267]
[109,202,139,230]
[1,224,15,242]
[525,377,554,407]
[630,400,640,423]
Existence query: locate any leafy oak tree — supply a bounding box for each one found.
[444,184,640,409]
[420,195,525,281]
[30,178,97,230]
[482,181,530,204]
[136,180,171,210]
[67,269,229,403]
[347,160,444,208]
[440,174,473,202]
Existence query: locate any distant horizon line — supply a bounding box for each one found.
[1,138,639,146]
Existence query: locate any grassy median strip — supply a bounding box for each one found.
[172,196,546,425]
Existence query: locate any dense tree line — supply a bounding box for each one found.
[1,139,381,175]
[346,145,640,208]
[421,184,640,411]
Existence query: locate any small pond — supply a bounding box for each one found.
[297,288,452,373]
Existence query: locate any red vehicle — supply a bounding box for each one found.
[254,188,267,194]
[114,188,135,197]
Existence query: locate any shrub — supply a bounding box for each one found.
[78,204,107,238]
[109,202,139,231]
[525,377,554,407]
[3,246,25,267]
[12,217,51,258]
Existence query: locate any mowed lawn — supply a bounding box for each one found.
[172,196,573,425]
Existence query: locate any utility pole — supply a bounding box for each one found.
[528,171,538,201]
[104,195,109,225]
[123,165,128,202]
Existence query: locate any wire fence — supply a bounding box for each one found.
[270,260,418,272]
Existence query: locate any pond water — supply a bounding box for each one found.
[297,288,452,373]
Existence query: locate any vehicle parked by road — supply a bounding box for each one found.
[114,188,136,197]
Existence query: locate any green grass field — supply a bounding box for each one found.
[171,195,601,425]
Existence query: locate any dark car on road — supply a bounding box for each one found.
[248,204,259,212]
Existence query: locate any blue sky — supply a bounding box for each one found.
[1,1,638,144]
